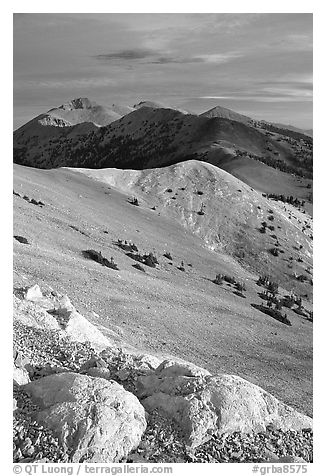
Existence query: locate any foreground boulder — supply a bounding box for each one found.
[13,365,30,386]
[13,349,30,385]
[24,372,147,462]
[25,284,43,302]
[137,360,312,448]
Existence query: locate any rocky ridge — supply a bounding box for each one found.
[13,284,313,463]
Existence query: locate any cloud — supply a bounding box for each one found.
[197,53,242,63]
[95,49,155,61]
[149,56,204,64]
[198,94,311,103]
[95,49,242,65]
[14,77,116,90]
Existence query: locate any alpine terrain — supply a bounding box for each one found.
[13,97,313,464]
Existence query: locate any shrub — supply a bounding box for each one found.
[234,290,246,298]
[83,250,119,270]
[14,235,29,245]
[267,281,279,295]
[163,252,173,260]
[132,263,145,272]
[257,276,279,295]
[115,240,138,253]
[223,275,237,285]
[177,261,185,271]
[129,197,139,206]
[213,274,223,285]
[235,282,246,292]
[269,247,279,257]
[197,204,205,216]
[143,252,158,268]
[251,304,291,326]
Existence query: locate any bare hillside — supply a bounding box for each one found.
[13,163,313,416]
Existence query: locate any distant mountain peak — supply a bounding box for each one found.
[133,100,165,109]
[200,105,253,125]
[55,97,97,112]
[133,100,189,115]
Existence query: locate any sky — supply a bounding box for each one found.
[13,13,313,130]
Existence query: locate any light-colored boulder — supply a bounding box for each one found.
[13,349,29,369]
[14,291,115,351]
[25,284,43,301]
[155,359,211,378]
[23,372,147,462]
[14,295,62,331]
[53,297,114,351]
[137,362,312,448]
[13,364,30,385]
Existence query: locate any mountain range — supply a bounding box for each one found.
[13,97,313,215]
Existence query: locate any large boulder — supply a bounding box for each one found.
[52,296,114,351]
[14,292,115,351]
[137,361,312,448]
[23,372,147,462]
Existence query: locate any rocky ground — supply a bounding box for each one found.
[13,285,313,464]
[128,411,313,463]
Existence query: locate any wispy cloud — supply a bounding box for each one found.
[95,48,242,65]
[14,77,116,89]
[196,53,242,64]
[198,94,312,103]
[95,49,154,61]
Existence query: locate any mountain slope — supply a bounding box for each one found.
[71,160,313,298]
[13,162,313,415]
[201,105,312,138]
